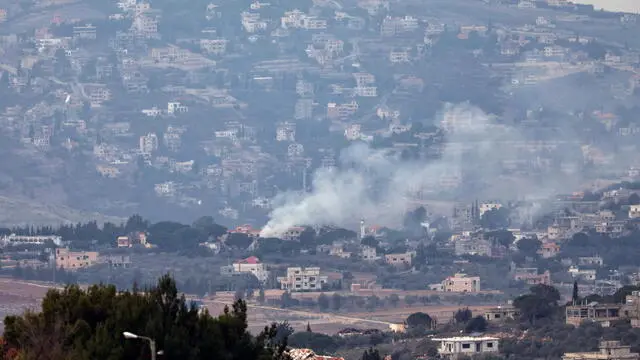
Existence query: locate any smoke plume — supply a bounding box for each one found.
[260,103,626,237]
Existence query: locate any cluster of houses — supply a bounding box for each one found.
[0,0,638,223]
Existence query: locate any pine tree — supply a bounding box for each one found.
[572,281,579,304]
[306,322,312,332]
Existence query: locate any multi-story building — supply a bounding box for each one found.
[231,256,269,283]
[432,336,499,359]
[630,205,640,219]
[440,273,480,293]
[562,341,639,360]
[139,133,158,155]
[278,267,328,292]
[55,248,98,270]
[1,234,63,247]
[565,303,622,327]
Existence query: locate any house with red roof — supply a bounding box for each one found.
[232,256,269,283]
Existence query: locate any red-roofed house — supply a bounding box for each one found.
[233,256,269,283]
[229,224,262,238]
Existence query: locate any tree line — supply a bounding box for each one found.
[1,274,289,360]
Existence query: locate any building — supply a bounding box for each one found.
[454,238,492,257]
[280,226,305,241]
[484,305,520,322]
[1,234,62,247]
[117,236,131,248]
[432,336,499,359]
[278,267,328,292]
[441,273,480,293]
[384,253,412,267]
[101,254,132,268]
[139,133,158,155]
[563,341,639,360]
[565,303,622,327]
[55,248,98,270]
[232,256,269,283]
[361,246,377,261]
[167,102,188,114]
[630,205,640,219]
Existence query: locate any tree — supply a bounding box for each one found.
[3,275,289,360]
[258,288,266,304]
[629,193,640,205]
[480,208,510,229]
[572,281,580,304]
[331,293,342,311]
[388,294,400,307]
[306,322,312,332]
[317,293,329,311]
[226,233,253,249]
[406,312,433,330]
[362,348,382,360]
[517,237,542,257]
[405,295,418,306]
[454,308,473,324]
[464,315,488,333]
[513,285,561,324]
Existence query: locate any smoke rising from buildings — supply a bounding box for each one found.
[260,103,623,238]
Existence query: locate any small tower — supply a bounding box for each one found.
[360,218,366,240]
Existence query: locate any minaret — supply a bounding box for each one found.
[360,218,366,240]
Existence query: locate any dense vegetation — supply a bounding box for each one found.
[1,275,288,360]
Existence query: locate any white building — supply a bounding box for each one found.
[479,202,502,217]
[139,133,158,155]
[233,256,269,283]
[432,336,499,359]
[630,205,640,219]
[167,102,188,115]
[1,234,63,247]
[276,122,296,142]
[344,124,362,141]
[278,267,328,292]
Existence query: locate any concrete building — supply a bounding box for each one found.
[278,267,328,292]
[441,273,481,293]
[565,303,622,327]
[432,336,499,359]
[484,305,520,322]
[630,205,640,219]
[55,248,98,270]
[563,341,639,360]
[139,133,158,155]
[384,253,412,267]
[232,256,269,283]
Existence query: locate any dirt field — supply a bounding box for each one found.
[0,279,496,335]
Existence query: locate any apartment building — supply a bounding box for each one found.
[440,273,481,293]
[55,248,98,270]
[139,133,158,155]
[278,267,328,292]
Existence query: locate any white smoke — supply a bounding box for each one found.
[259,103,621,237]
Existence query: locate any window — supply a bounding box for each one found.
[462,343,471,349]
[487,342,494,348]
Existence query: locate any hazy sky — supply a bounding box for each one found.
[576,0,640,13]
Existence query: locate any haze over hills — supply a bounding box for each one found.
[576,0,640,13]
